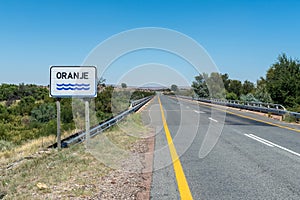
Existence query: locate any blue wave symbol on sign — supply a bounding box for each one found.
[56,83,90,87]
[56,83,90,91]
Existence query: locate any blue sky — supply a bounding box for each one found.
[0,0,299,86]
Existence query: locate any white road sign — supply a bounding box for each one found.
[50,66,97,98]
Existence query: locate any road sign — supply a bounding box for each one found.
[50,66,97,98]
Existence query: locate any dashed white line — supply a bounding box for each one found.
[193,110,205,114]
[208,117,218,123]
[244,133,300,157]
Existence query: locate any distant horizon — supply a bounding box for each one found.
[0,81,193,89]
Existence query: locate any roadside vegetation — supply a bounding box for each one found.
[0,83,154,153]
[188,54,300,113]
[168,54,299,122]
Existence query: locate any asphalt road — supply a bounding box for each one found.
[143,94,300,200]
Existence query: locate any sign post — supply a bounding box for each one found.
[50,66,97,148]
[85,99,90,147]
[56,98,61,149]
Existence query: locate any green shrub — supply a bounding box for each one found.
[0,123,10,141]
[37,119,57,137]
[284,114,297,123]
[31,103,56,123]
[226,92,238,100]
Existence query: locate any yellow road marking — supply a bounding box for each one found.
[225,109,300,133]
[158,96,193,200]
[173,96,300,133]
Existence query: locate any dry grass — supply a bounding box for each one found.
[0,113,148,199]
[1,145,111,199]
[0,129,81,168]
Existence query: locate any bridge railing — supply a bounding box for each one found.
[130,96,152,107]
[176,95,300,120]
[49,95,153,148]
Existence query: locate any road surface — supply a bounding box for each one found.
[142,95,300,200]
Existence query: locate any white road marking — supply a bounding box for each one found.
[193,110,205,114]
[245,133,300,157]
[244,134,274,147]
[186,106,190,109]
[208,117,218,123]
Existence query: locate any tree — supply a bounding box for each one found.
[95,86,114,114]
[254,77,272,103]
[121,83,127,88]
[227,80,242,97]
[205,72,226,99]
[266,54,300,108]
[221,73,230,92]
[242,80,255,95]
[191,74,209,97]
[170,84,178,92]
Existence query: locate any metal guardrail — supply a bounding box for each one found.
[176,95,300,120]
[289,111,300,119]
[49,96,153,148]
[130,96,152,107]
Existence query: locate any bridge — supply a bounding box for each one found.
[146,94,300,199]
